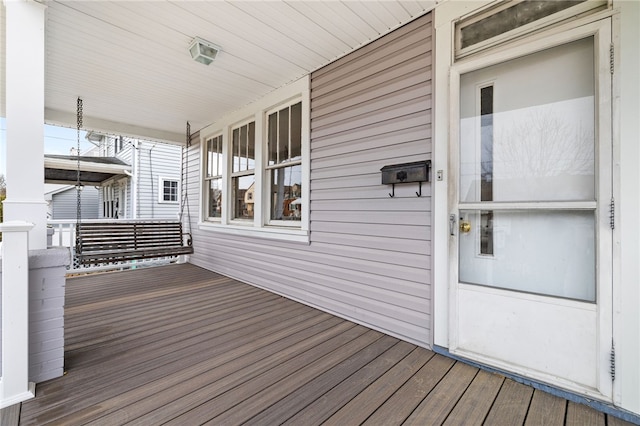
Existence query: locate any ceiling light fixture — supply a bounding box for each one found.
[189,37,221,65]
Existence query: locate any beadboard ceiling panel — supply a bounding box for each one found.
[1,0,436,143]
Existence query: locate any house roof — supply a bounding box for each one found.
[44,155,131,185]
[0,1,436,143]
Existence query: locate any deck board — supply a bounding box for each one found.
[363,353,455,425]
[242,335,401,425]
[196,331,387,425]
[484,378,534,425]
[403,361,479,425]
[4,263,633,425]
[21,301,316,422]
[33,309,332,424]
[566,401,606,426]
[609,415,639,426]
[322,346,434,425]
[282,341,416,425]
[124,321,362,424]
[525,388,568,425]
[0,403,20,426]
[442,369,505,425]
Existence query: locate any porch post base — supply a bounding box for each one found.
[0,380,35,409]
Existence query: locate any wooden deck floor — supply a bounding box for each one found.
[2,263,635,425]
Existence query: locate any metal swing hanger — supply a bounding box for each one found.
[179,121,193,243]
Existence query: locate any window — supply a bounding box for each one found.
[204,135,223,219]
[102,183,123,218]
[455,0,607,59]
[479,85,493,255]
[159,177,179,203]
[199,76,309,241]
[267,102,302,222]
[231,122,255,220]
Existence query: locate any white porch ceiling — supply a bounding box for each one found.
[1,0,436,144]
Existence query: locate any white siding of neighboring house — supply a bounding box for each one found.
[187,14,434,347]
[50,186,99,220]
[95,137,182,219]
[135,141,182,219]
[115,141,134,218]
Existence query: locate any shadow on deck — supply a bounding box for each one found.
[2,263,635,425]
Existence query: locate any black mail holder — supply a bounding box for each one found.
[381,160,430,197]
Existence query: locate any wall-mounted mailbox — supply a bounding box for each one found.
[381,160,430,197]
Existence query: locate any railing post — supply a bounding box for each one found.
[0,220,36,408]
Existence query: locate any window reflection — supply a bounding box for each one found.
[205,135,223,219]
[271,165,302,221]
[207,178,222,218]
[232,175,255,220]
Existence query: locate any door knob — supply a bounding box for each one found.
[459,220,471,233]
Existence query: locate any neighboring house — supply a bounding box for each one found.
[44,134,183,220]
[45,185,99,220]
[92,134,183,220]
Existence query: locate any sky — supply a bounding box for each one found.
[0,117,95,177]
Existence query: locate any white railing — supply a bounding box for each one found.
[48,219,183,274]
[48,219,76,249]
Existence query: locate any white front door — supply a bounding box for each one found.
[449,20,613,400]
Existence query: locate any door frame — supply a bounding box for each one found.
[447,17,614,400]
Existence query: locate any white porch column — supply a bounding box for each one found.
[0,221,36,409]
[616,0,640,416]
[3,0,47,250]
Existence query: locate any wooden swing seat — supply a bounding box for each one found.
[76,221,193,265]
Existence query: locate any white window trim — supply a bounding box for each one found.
[199,76,310,242]
[264,99,304,227]
[158,176,180,204]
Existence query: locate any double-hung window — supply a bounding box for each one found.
[267,101,302,223]
[204,134,223,219]
[231,122,255,221]
[199,75,309,241]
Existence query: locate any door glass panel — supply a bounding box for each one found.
[459,209,595,302]
[460,37,595,203]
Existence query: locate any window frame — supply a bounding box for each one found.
[265,100,303,227]
[229,120,257,224]
[454,0,608,60]
[198,76,310,243]
[204,134,224,221]
[158,176,180,204]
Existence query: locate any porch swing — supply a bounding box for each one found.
[73,98,194,266]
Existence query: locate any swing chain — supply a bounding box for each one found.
[180,121,193,244]
[76,98,83,248]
